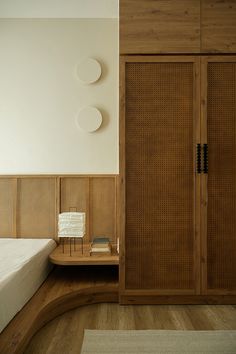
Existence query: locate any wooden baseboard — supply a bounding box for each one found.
[120,295,236,305]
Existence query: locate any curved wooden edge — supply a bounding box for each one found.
[50,256,119,266]
[0,285,118,354]
[0,265,119,354]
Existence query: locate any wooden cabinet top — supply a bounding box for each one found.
[120,0,236,54]
[201,0,236,53]
[120,0,201,54]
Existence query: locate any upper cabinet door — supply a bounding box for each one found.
[201,0,236,53]
[120,0,200,54]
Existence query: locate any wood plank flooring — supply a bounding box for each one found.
[25,303,236,354]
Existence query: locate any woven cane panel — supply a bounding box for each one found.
[207,63,236,290]
[125,62,194,290]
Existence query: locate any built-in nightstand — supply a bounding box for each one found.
[49,243,119,266]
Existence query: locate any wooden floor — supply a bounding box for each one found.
[25,303,236,354]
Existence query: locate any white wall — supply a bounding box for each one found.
[0,0,118,18]
[0,19,118,173]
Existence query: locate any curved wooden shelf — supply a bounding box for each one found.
[50,245,119,265]
[0,266,119,354]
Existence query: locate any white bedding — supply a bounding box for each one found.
[0,238,56,333]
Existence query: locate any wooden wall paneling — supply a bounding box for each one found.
[120,0,200,54]
[201,0,236,53]
[120,56,201,300]
[89,177,117,244]
[17,177,57,239]
[0,178,17,237]
[0,175,117,241]
[201,56,236,295]
[60,177,90,242]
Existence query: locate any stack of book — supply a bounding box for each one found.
[90,237,111,256]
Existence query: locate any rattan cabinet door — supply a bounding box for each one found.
[120,56,201,299]
[201,57,236,295]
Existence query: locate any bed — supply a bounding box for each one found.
[0,238,57,333]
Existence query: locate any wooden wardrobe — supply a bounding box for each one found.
[119,0,236,304]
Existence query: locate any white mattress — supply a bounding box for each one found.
[0,238,56,333]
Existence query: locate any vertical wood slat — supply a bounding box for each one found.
[60,177,89,242]
[12,178,18,237]
[114,177,118,253]
[90,177,116,243]
[17,177,57,238]
[121,56,201,296]
[88,177,92,244]
[86,178,91,244]
[0,178,17,237]
[201,56,236,295]
[55,177,61,242]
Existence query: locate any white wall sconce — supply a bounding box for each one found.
[77,58,102,84]
[76,106,102,132]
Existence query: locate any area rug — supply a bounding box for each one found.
[81,330,236,354]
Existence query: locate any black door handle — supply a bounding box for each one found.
[196,144,202,174]
[203,144,208,174]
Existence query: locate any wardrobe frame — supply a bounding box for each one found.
[119,55,236,304]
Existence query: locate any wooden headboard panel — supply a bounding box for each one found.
[0,175,118,242]
[0,178,17,237]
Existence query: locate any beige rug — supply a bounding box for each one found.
[81,330,236,354]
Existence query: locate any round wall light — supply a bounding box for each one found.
[76,106,102,133]
[77,58,101,84]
